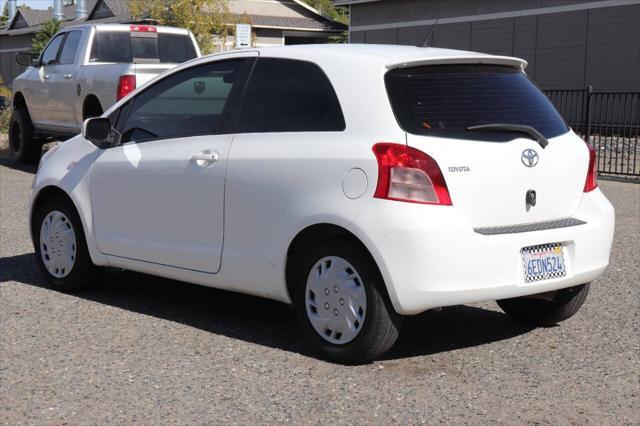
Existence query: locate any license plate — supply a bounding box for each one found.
[521,243,566,282]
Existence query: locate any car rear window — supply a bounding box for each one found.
[385,65,568,139]
[90,31,197,63]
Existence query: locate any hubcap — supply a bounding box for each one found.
[305,256,367,345]
[39,210,77,278]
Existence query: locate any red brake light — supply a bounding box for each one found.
[130,25,157,33]
[117,75,136,100]
[583,141,598,192]
[372,143,452,205]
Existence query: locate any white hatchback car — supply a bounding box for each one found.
[30,45,614,363]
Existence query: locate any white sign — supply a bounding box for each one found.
[236,24,252,49]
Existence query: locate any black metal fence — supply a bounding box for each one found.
[544,87,640,178]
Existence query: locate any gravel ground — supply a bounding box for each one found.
[1,150,639,425]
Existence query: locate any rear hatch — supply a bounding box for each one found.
[385,63,589,228]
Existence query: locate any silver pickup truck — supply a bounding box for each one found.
[9,23,200,162]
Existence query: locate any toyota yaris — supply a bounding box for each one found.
[29,45,615,363]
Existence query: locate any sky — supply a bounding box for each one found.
[2,0,55,11]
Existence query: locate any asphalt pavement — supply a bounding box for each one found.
[1,148,638,424]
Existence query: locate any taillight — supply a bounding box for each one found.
[130,25,157,33]
[583,141,598,192]
[372,143,452,205]
[117,75,136,100]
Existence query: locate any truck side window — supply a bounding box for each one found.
[40,34,65,65]
[59,31,83,65]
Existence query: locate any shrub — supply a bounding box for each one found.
[31,19,61,55]
[0,76,10,99]
[0,104,10,135]
[0,76,10,134]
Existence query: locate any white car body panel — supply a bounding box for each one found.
[91,135,231,274]
[407,131,588,228]
[29,44,615,315]
[353,188,614,314]
[29,135,108,266]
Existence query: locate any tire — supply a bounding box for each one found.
[497,283,590,327]
[291,238,402,364]
[32,194,100,292]
[8,107,41,163]
[83,97,103,120]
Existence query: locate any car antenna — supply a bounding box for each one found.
[418,10,441,47]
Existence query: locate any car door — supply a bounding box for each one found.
[49,29,84,130]
[26,33,66,126]
[223,58,356,296]
[91,55,255,273]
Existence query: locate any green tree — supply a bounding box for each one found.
[300,0,348,43]
[1,2,8,27]
[300,0,348,24]
[31,19,61,55]
[129,0,230,54]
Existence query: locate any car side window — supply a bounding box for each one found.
[40,33,66,65]
[237,58,345,133]
[58,31,83,65]
[121,59,247,144]
[114,101,131,131]
[105,100,130,130]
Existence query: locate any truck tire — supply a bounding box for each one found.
[8,107,41,163]
[83,96,103,120]
[497,283,590,327]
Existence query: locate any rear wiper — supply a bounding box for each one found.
[466,123,549,149]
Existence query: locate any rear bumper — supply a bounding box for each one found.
[356,188,615,315]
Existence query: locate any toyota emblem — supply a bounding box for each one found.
[521,149,539,167]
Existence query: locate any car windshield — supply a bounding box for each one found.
[385,64,569,139]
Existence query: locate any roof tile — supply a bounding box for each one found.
[238,14,346,31]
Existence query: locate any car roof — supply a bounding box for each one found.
[248,44,528,70]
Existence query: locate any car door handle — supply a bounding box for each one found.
[192,151,219,165]
[64,74,72,79]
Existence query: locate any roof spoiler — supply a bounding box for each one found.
[386,55,528,71]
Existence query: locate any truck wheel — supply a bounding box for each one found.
[291,238,402,364]
[497,283,590,327]
[83,96,103,120]
[8,107,41,163]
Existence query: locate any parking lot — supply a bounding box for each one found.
[1,146,638,424]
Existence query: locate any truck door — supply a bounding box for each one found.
[50,30,83,131]
[27,33,65,127]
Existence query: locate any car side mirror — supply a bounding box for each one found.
[82,117,113,149]
[16,52,40,67]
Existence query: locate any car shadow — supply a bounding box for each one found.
[0,252,534,363]
[0,150,38,173]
